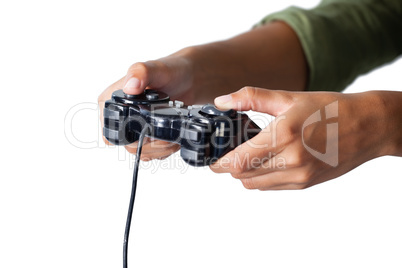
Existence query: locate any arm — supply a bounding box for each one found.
[99,0,402,162]
[257,0,402,92]
[114,21,308,104]
[186,21,308,103]
[381,90,402,157]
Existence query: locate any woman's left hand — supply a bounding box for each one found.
[210,87,394,190]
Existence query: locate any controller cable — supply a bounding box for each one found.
[123,125,150,268]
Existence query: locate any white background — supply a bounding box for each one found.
[1,0,401,267]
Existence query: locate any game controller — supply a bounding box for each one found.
[103,89,261,166]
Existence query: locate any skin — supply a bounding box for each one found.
[98,22,402,190]
[211,87,402,190]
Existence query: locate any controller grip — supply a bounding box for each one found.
[103,103,141,145]
[244,119,261,141]
[180,114,262,166]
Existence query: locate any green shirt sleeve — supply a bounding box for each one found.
[256,0,402,92]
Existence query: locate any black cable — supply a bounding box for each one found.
[123,126,150,268]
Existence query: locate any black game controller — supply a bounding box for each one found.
[103,89,261,166]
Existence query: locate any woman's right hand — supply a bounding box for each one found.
[98,48,196,160]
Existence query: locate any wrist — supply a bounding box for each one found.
[373,91,402,157]
[344,91,390,160]
[180,43,233,103]
[356,91,402,158]
[165,45,215,103]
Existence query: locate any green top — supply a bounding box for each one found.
[256,0,402,91]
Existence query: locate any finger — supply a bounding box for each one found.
[140,147,180,161]
[125,140,179,153]
[139,141,180,155]
[98,76,126,105]
[143,140,180,151]
[210,125,285,174]
[214,86,295,116]
[123,61,171,95]
[102,136,112,146]
[125,140,179,156]
[240,179,306,191]
[139,143,180,160]
[124,137,152,153]
[238,168,309,190]
[229,154,288,179]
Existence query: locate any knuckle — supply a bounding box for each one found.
[294,183,309,190]
[128,62,147,73]
[240,178,257,190]
[231,164,248,175]
[125,145,137,154]
[210,155,240,172]
[294,172,311,185]
[289,153,303,167]
[209,165,220,173]
[140,156,152,161]
[287,147,307,167]
[209,160,229,173]
[273,126,297,150]
[281,125,298,143]
[241,86,257,99]
[231,172,247,179]
[230,173,240,179]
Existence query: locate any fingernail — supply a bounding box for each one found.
[124,77,141,93]
[214,94,232,107]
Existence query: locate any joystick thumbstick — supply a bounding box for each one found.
[112,89,169,105]
[199,104,236,118]
[146,92,159,100]
[123,89,160,100]
[123,92,137,99]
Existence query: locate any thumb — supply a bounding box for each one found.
[123,61,170,95]
[214,87,294,116]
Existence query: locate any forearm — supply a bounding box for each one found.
[177,22,308,103]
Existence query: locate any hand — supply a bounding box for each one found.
[98,50,195,160]
[210,87,393,190]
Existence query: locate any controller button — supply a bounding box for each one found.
[199,104,236,117]
[180,128,200,142]
[174,100,184,108]
[144,89,157,94]
[181,148,202,162]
